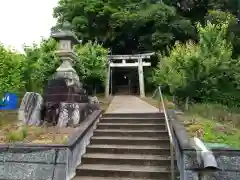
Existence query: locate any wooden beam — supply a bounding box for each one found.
[110,62,151,67]
[108,52,154,60]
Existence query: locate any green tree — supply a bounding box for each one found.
[53,0,195,54]
[204,10,240,58]
[74,41,108,94]
[153,20,239,107]
[23,38,59,93]
[0,44,25,97]
[167,0,239,21]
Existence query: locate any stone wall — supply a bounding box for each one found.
[168,110,240,180]
[0,147,66,180]
[183,150,240,179]
[0,110,102,180]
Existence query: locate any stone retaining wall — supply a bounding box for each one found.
[183,150,240,179]
[168,110,240,180]
[0,110,102,180]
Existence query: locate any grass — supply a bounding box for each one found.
[0,94,112,144]
[0,121,75,144]
[142,95,176,110]
[0,110,75,144]
[143,95,240,149]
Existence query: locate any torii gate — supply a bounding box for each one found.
[105,52,154,98]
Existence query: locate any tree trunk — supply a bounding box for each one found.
[93,84,97,95]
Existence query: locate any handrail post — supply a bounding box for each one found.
[157,86,161,112]
[170,143,175,180]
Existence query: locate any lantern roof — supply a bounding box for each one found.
[50,21,81,45]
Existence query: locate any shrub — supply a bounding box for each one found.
[153,19,240,106]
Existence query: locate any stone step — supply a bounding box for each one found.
[90,136,170,146]
[73,176,164,180]
[100,117,164,124]
[93,129,169,137]
[82,153,171,166]
[97,123,166,130]
[76,164,171,179]
[103,113,164,118]
[86,144,171,155]
[73,176,165,180]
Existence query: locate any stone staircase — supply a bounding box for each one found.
[74,112,174,180]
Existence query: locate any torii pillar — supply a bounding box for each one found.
[105,63,111,98]
[138,58,145,98]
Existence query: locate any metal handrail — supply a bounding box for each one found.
[153,86,219,180]
[152,86,175,180]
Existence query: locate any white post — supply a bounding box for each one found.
[138,58,145,97]
[105,64,111,98]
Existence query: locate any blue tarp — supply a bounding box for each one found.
[0,93,18,110]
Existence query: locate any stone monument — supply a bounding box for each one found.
[43,21,89,127]
[18,92,43,126]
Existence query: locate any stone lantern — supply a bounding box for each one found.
[42,22,89,127]
[51,22,81,60]
[50,21,82,88]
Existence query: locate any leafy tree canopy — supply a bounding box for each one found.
[74,41,108,87]
[0,44,25,97]
[53,0,195,53]
[152,16,240,106]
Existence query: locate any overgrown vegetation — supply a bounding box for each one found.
[182,103,240,148]
[0,120,74,144]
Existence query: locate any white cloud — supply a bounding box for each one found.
[0,0,59,52]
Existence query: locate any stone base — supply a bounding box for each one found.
[57,102,89,128]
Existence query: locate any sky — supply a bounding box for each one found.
[0,0,59,52]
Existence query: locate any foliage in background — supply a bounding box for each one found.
[152,16,240,106]
[53,0,195,54]
[0,38,108,96]
[204,10,240,58]
[75,41,108,93]
[166,0,239,24]
[23,38,59,93]
[0,44,25,97]
[0,38,59,96]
